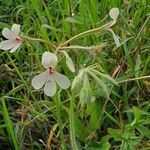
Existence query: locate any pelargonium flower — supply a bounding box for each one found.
[31,52,70,96]
[0,24,23,53]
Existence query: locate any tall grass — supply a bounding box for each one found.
[0,0,150,149]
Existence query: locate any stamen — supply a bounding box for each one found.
[15,37,23,43]
[48,67,54,75]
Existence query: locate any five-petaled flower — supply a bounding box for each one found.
[0,24,23,53]
[31,52,70,96]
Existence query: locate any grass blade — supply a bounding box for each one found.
[1,97,19,150]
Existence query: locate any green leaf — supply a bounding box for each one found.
[87,70,110,98]
[72,70,84,91]
[90,68,118,86]
[80,73,92,107]
[108,128,123,141]
[88,136,110,150]
[137,125,150,138]
[61,51,75,72]
[87,100,102,131]
[99,136,111,150]
[131,107,141,126]
[74,115,91,142]
[1,98,19,150]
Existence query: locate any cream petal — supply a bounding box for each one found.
[2,28,17,40]
[10,42,21,53]
[109,8,119,21]
[31,71,48,90]
[42,52,58,69]
[44,79,57,96]
[0,40,16,50]
[54,72,70,89]
[11,24,20,35]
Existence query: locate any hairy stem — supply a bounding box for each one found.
[21,35,56,49]
[118,75,150,83]
[69,93,78,150]
[62,21,114,46]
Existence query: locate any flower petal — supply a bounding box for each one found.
[54,72,70,89]
[11,24,20,35]
[2,28,17,39]
[44,79,57,96]
[42,52,58,69]
[31,71,48,90]
[10,42,21,53]
[0,40,16,50]
[109,8,119,21]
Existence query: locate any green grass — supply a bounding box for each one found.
[0,0,150,149]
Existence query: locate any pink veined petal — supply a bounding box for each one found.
[10,42,21,53]
[0,40,16,50]
[44,79,57,96]
[42,51,58,69]
[31,71,48,90]
[54,72,70,89]
[2,28,17,40]
[11,24,21,35]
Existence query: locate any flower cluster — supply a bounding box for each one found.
[0,8,119,97]
[0,24,70,97]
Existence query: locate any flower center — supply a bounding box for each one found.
[48,67,54,75]
[15,36,23,43]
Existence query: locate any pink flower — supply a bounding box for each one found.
[0,24,23,53]
[31,52,70,96]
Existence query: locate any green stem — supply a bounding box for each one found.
[69,93,78,150]
[21,35,56,49]
[118,75,150,83]
[54,92,67,150]
[62,21,114,46]
[59,43,106,51]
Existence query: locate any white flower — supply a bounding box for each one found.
[0,24,23,53]
[31,52,70,97]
